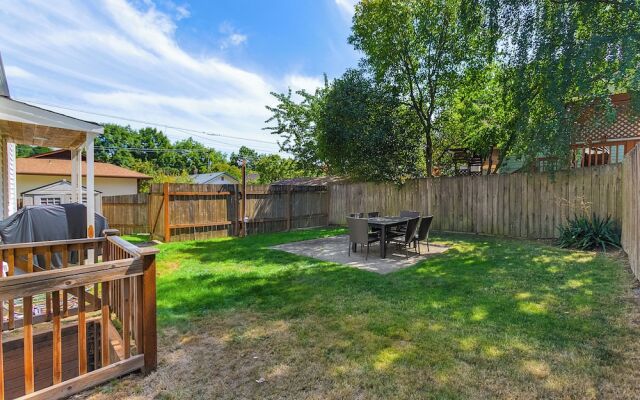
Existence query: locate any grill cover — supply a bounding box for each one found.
[0,204,108,268]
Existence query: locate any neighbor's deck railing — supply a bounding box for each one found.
[0,229,157,400]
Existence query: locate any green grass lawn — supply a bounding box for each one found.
[100,228,639,399]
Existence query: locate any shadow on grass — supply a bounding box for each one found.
[151,229,634,398]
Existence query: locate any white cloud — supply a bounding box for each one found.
[334,0,357,17]
[219,22,247,49]
[174,5,190,20]
[4,65,33,79]
[0,0,296,154]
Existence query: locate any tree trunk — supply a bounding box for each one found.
[487,146,494,175]
[425,126,433,177]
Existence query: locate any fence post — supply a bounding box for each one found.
[163,182,170,242]
[235,184,240,236]
[286,187,292,231]
[140,247,158,374]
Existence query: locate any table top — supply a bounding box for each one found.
[367,216,413,226]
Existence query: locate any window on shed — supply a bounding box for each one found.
[39,197,61,205]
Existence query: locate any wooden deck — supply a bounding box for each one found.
[0,231,157,400]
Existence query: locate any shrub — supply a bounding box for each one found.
[557,214,621,252]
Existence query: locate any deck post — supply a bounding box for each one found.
[141,249,157,374]
[86,134,95,238]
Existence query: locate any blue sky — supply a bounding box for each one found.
[0,0,359,154]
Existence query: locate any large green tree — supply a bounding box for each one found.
[95,124,140,168]
[16,145,52,158]
[437,65,515,173]
[229,146,260,170]
[252,154,303,184]
[159,138,227,174]
[318,69,424,182]
[350,0,490,176]
[482,0,640,168]
[264,82,329,175]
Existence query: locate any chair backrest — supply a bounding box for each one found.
[367,211,380,218]
[400,210,420,218]
[346,217,370,244]
[416,216,433,241]
[349,213,365,218]
[403,217,420,243]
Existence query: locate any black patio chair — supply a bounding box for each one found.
[368,212,382,233]
[388,217,420,258]
[413,216,433,254]
[390,210,421,237]
[400,210,420,218]
[349,213,365,218]
[347,217,380,260]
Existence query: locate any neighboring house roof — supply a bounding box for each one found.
[271,176,345,186]
[30,149,85,160]
[21,179,101,196]
[16,158,151,179]
[190,172,239,184]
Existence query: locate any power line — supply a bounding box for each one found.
[17,98,281,146]
[94,146,276,154]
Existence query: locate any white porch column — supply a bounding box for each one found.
[2,139,17,217]
[85,134,95,239]
[70,148,78,203]
[76,146,83,203]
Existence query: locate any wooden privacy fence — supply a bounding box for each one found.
[243,185,329,235]
[148,183,236,242]
[102,194,148,235]
[145,183,329,242]
[0,231,157,400]
[622,145,640,279]
[329,164,623,239]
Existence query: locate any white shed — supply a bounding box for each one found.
[20,179,102,211]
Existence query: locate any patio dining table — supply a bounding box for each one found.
[351,216,413,259]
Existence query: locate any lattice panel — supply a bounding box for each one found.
[576,99,640,143]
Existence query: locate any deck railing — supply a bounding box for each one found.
[0,230,157,400]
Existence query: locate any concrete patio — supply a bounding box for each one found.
[272,234,449,274]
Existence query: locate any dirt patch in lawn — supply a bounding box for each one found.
[73,313,345,400]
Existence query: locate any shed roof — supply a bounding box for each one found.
[190,172,239,184]
[21,179,101,196]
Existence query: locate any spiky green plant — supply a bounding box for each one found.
[558,214,621,252]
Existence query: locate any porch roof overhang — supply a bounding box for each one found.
[0,96,103,148]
